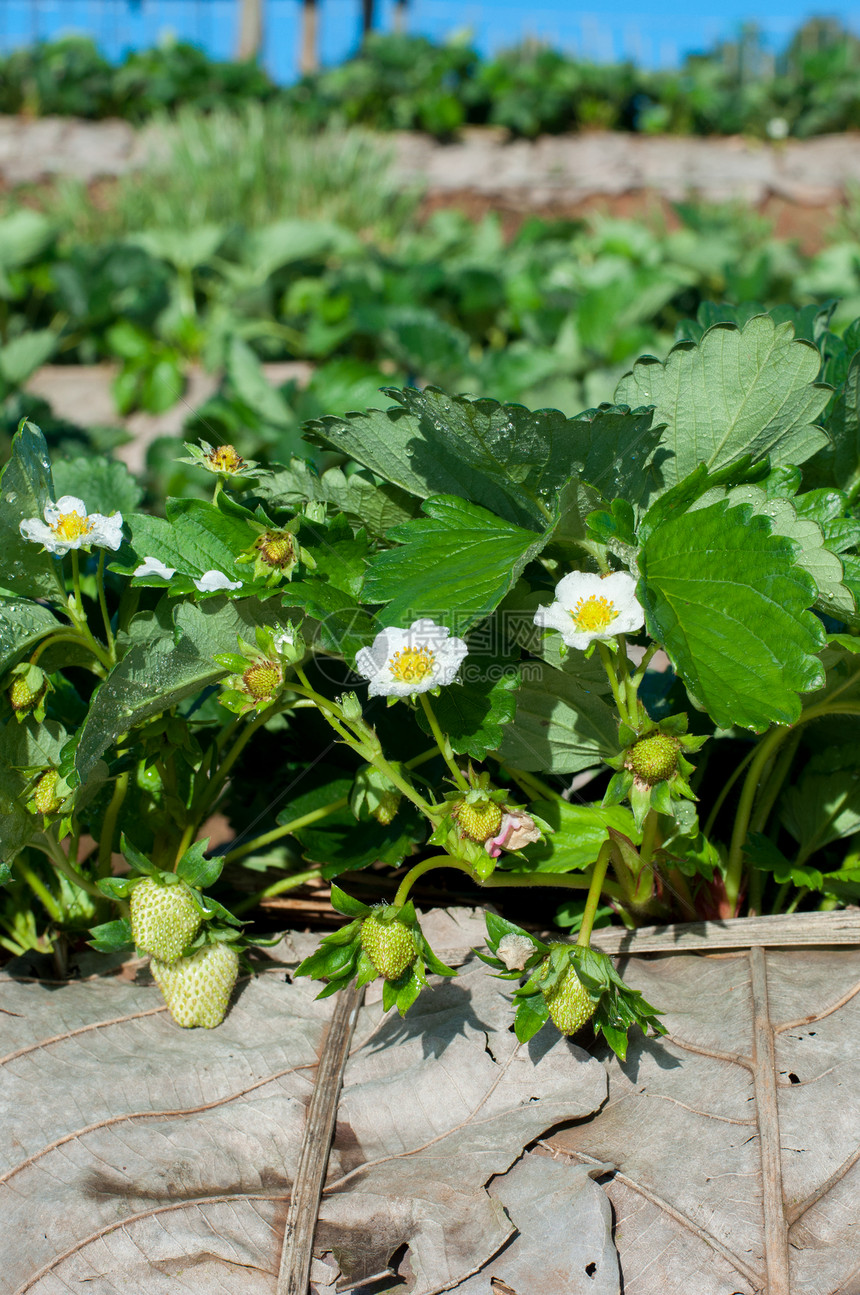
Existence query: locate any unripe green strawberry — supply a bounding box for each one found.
[33,770,62,815]
[242,659,283,701]
[151,942,240,1028]
[130,877,202,963]
[10,674,45,715]
[373,788,402,825]
[455,798,503,842]
[541,963,596,1036]
[626,733,679,785]
[360,911,418,980]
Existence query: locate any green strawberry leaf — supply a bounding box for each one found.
[114,497,258,591]
[259,458,418,540]
[414,651,519,758]
[0,420,65,601]
[52,455,142,517]
[746,834,823,890]
[498,662,618,773]
[616,316,830,497]
[363,495,552,636]
[309,387,662,530]
[511,800,640,873]
[638,498,825,731]
[75,596,288,781]
[0,598,61,677]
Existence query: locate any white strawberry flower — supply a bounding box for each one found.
[133,556,177,580]
[534,570,644,650]
[194,570,243,593]
[20,495,123,556]
[355,618,468,698]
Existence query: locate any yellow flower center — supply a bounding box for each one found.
[388,646,435,684]
[207,445,245,474]
[571,595,618,633]
[51,510,93,542]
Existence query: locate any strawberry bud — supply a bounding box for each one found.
[626,733,679,785]
[130,877,203,963]
[541,961,596,1036]
[151,942,239,1028]
[360,911,418,981]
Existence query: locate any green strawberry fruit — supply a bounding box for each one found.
[151,942,240,1028]
[455,798,503,842]
[361,911,418,980]
[130,877,202,963]
[626,733,679,785]
[33,770,62,815]
[541,963,597,1036]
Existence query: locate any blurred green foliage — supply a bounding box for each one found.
[4,21,860,138]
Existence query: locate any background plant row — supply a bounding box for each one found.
[5,25,860,139]
[6,107,860,501]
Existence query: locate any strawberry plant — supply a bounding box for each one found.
[1,301,860,1056]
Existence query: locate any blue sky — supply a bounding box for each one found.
[2,0,860,81]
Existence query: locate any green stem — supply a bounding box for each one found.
[724,701,860,913]
[629,643,660,691]
[419,692,468,791]
[785,886,808,915]
[174,822,196,869]
[639,809,659,871]
[703,745,757,839]
[394,855,476,908]
[615,638,639,727]
[30,630,100,667]
[233,866,322,916]
[96,550,116,662]
[16,857,64,923]
[36,833,103,901]
[493,759,566,805]
[98,770,129,877]
[576,840,614,947]
[289,672,435,817]
[70,550,84,619]
[198,701,283,820]
[750,730,802,835]
[221,796,349,865]
[597,641,627,720]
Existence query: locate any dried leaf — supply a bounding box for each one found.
[548,945,860,1294]
[0,927,607,1293]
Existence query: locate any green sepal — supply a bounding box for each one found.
[329,884,371,918]
[514,994,550,1043]
[87,917,134,953]
[175,837,225,890]
[484,911,550,959]
[629,780,653,830]
[120,834,160,877]
[97,876,136,900]
[315,968,357,999]
[603,769,634,807]
[355,950,380,988]
[417,931,457,978]
[296,935,361,983]
[213,652,249,672]
[191,890,244,927]
[650,781,674,816]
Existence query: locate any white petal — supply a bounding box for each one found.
[20,517,69,554]
[194,570,242,592]
[133,556,177,579]
[45,495,88,525]
[89,512,124,551]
